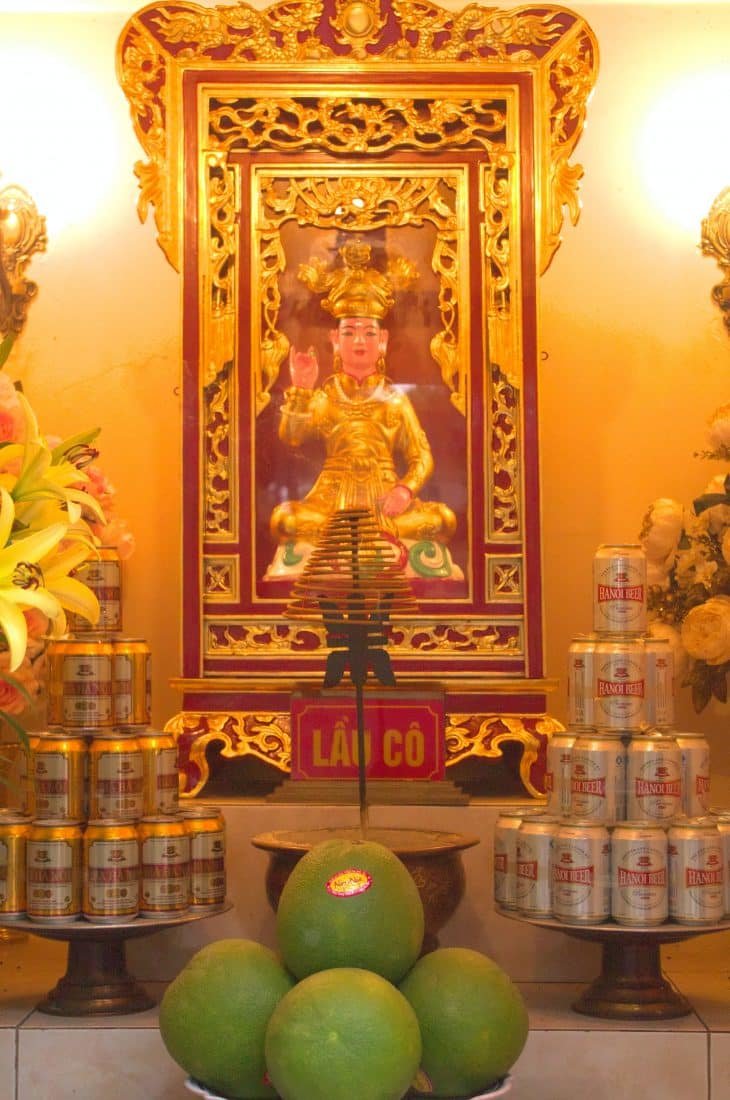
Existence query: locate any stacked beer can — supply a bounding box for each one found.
[0,549,227,925]
[494,542,728,929]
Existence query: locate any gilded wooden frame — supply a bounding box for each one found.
[118,1,598,796]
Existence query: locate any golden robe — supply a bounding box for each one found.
[270,371,456,544]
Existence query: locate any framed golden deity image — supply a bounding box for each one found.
[117,0,598,797]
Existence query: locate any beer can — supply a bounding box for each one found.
[515,815,559,917]
[82,819,140,923]
[493,807,546,910]
[46,638,114,729]
[0,810,31,920]
[712,811,730,916]
[570,730,626,823]
[552,820,610,924]
[592,543,647,635]
[31,731,87,821]
[593,637,646,730]
[625,732,682,822]
[67,547,122,633]
[567,636,597,728]
[26,820,83,922]
[668,818,724,925]
[138,815,190,918]
[611,821,668,926]
[0,735,32,815]
[88,732,143,821]
[181,804,226,910]
[544,731,575,817]
[676,732,711,817]
[113,638,151,728]
[644,636,675,729]
[139,730,179,816]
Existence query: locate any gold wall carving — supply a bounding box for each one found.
[489,366,520,538]
[118,2,598,276]
[205,618,523,658]
[486,556,523,601]
[0,183,47,340]
[119,1,597,795]
[204,556,240,601]
[168,706,559,797]
[254,167,467,416]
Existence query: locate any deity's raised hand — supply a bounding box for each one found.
[289,346,319,390]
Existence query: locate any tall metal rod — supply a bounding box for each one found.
[355,677,368,838]
[348,513,369,837]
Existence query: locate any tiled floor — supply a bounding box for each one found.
[2,931,730,1100]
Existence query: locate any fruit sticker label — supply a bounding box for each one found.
[326,868,372,897]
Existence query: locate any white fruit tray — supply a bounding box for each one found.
[185,1073,512,1099]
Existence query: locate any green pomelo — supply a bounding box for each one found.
[265,966,422,1100]
[159,938,295,1099]
[275,838,424,982]
[398,946,529,1097]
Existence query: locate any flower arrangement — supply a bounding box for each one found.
[640,404,730,712]
[0,361,134,740]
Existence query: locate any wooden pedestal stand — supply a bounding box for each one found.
[1,904,231,1016]
[500,909,730,1020]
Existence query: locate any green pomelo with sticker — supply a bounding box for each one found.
[398,946,529,1097]
[265,966,422,1100]
[275,838,425,982]
[159,938,295,1099]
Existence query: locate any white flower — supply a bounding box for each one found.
[646,555,674,589]
[647,620,688,684]
[708,404,730,452]
[681,595,730,665]
[675,544,717,590]
[640,498,684,563]
[697,475,730,534]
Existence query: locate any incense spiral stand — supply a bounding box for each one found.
[286,507,418,829]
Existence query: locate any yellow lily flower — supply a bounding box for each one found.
[0,488,98,669]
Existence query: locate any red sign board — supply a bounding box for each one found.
[290,692,445,782]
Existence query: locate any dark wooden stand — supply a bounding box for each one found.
[499,909,730,1020]
[1,904,231,1016]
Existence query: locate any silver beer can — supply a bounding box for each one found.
[567,636,597,728]
[712,811,730,916]
[625,732,682,822]
[544,731,575,817]
[668,818,724,924]
[592,543,647,635]
[676,731,711,817]
[644,636,675,729]
[552,820,610,925]
[570,730,626,823]
[515,815,559,917]
[593,637,646,731]
[611,821,668,926]
[493,807,545,910]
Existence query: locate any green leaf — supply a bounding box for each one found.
[0,331,16,370]
[711,665,729,704]
[0,710,29,749]
[692,677,712,713]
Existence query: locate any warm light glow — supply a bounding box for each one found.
[0,45,123,239]
[638,69,730,235]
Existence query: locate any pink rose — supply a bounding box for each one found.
[93,517,136,561]
[24,608,49,641]
[0,376,24,444]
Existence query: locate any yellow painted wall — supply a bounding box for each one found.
[1,2,729,795]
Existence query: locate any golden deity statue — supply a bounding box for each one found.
[267,240,461,581]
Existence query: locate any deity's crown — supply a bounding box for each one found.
[298,239,418,321]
